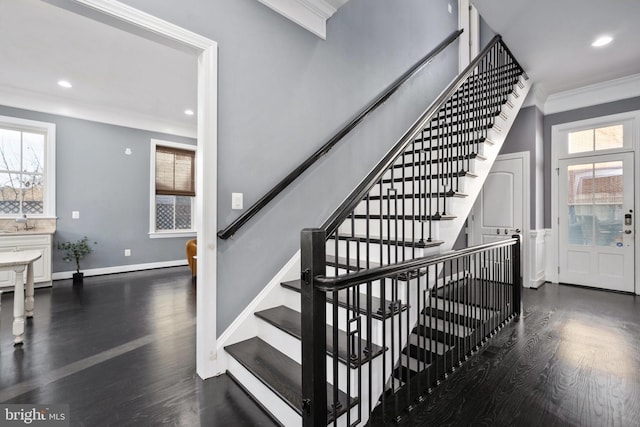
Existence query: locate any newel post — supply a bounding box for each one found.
[301,228,327,427]
[512,234,522,316]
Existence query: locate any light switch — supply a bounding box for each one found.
[232,193,243,210]
[72,211,80,219]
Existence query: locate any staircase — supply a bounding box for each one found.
[219,36,530,426]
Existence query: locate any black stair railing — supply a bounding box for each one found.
[300,35,527,426]
[217,29,463,240]
[301,234,522,426]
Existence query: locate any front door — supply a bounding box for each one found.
[558,152,635,292]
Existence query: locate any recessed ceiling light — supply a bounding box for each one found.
[592,36,613,47]
[57,80,72,88]
[184,109,194,116]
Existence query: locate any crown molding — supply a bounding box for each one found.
[544,73,640,115]
[0,85,196,138]
[256,0,349,39]
[73,0,216,50]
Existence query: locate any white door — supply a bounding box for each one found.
[558,152,634,292]
[469,155,525,245]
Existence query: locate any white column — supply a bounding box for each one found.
[196,44,219,379]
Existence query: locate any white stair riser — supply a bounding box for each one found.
[327,239,430,265]
[385,158,480,180]
[367,178,468,197]
[353,195,464,217]
[337,218,441,241]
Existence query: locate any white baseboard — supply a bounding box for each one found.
[52,260,188,280]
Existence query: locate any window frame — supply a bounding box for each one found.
[0,115,56,219]
[149,139,196,238]
[558,115,633,159]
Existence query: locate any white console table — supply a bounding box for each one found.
[0,250,42,345]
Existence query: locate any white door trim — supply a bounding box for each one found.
[551,110,640,295]
[70,0,220,378]
[469,151,530,287]
[458,0,479,72]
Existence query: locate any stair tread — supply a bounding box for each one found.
[330,234,444,249]
[254,305,385,367]
[281,279,407,319]
[349,213,456,221]
[391,152,486,168]
[407,136,486,154]
[412,315,472,338]
[366,191,468,200]
[381,170,477,183]
[225,337,356,421]
[435,278,513,310]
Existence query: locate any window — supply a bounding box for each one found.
[150,139,196,237]
[568,124,624,154]
[0,116,55,217]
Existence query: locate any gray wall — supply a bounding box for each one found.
[115,0,460,334]
[499,105,544,229]
[479,15,495,50]
[543,96,640,227]
[0,105,196,273]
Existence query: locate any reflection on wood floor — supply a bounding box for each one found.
[0,267,277,427]
[1,267,638,426]
[403,282,640,426]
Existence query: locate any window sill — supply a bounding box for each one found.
[149,230,196,239]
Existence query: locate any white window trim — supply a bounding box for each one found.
[149,138,196,238]
[0,115,56,218]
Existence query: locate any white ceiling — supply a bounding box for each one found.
[2,0,639,135]
[472,0,640,98]
[0,0,198,137]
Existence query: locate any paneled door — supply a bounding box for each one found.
[469,155,524,245]
[558,152,634,292]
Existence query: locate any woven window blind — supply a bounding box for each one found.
[155,146,195,196]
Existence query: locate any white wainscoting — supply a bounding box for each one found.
[528,229,548,288]
[543,228,558,284]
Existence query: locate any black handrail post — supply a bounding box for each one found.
[512,234,522,317]
[301,228,328,427]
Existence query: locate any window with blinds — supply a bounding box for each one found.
[155,146,195,197]
[150,140,196,236]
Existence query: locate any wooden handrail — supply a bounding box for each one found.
[217,29,463,240]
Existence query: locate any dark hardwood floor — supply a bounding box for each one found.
[403,282,640,427]
[0,267,277,427]
[2,268,638,426]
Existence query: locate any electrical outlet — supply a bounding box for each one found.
[124,249,131,257]
[232,192,243,210]
[72,211,80,219]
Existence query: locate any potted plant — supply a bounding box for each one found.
[57,236,97,284]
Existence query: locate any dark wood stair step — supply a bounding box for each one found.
[434,278,512,311]
[254,305,385,368]
[407,136,486,154]
[392,152,486,169]
[366,191,468,200]
[281,279,407,320]
[348,214,456,221]
[224,337,357,423]
[330,234,444,249]
[381,170,477,183]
